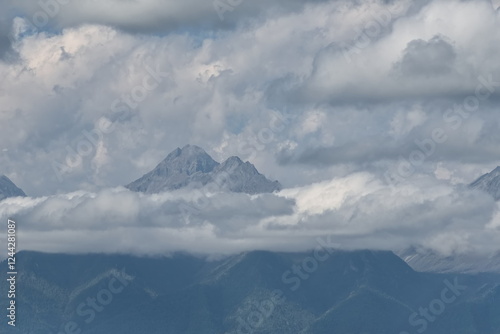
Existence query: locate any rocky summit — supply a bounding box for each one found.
[126,145,281,194]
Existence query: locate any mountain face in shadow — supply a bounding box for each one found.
[2,250,500,334]
[125,145,281,194]
[0,175,26,201]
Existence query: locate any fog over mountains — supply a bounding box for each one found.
[2,153,500,257]
[4,154,500,277]
[393,166,500,273]
[3,150,500,333]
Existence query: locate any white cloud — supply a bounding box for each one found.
[1,0,500,196]
[1,0,500,257]
[1,172,499,256]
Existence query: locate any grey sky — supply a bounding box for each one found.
[1,0,500,256]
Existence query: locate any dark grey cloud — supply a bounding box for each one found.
[0,35,12,60]
[0,18,16,61]
[1,0,332,34]
[395,35,457,77]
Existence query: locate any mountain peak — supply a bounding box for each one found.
[180,144,209,155]
[126,146,281,194]
[159,145,218,175]
[165,145,211,161]
[0,175,26,201]
[220,156,244,168]
[213,157,281,194]
[470,166,500,200]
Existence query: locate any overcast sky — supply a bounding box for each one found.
[1,0,500,256]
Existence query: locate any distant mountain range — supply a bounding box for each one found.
[126,145,281,194]
[0,174,26,201]
[394,166,500,274]
[3,150,499,201]
[3,250,500,334]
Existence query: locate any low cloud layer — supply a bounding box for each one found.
[1,172,499,256]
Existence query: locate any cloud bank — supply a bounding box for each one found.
[1,172,499,256]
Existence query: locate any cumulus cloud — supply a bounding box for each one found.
[1,0,500,256]
[1,0,500,196]
[395,35,457,77]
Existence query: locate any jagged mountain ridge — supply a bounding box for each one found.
[470,166,500,200]
[126,145,281,194]
[0,174,26,201]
